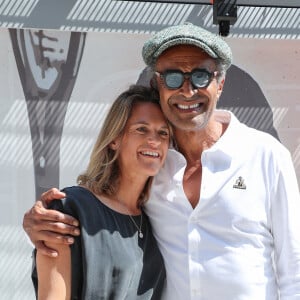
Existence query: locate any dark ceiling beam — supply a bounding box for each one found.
[131,0,300,9]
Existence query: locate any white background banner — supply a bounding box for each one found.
[0,6,299,297]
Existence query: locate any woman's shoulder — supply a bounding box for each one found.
[61,185,85,197]
[49,186,97,215]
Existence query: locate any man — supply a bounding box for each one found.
[23,23,300,299]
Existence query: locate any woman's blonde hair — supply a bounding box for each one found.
[77,84,168,208]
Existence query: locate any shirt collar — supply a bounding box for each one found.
[207,110,240,156]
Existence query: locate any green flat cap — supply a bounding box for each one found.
[142,22,232,69]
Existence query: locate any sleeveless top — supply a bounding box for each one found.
[32,186,166,300]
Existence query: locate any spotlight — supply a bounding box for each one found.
[213,0,237,37]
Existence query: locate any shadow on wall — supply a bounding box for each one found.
[220,65,279,140]
[136,65,280,141]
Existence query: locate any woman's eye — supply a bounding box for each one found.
[159,130,169,137]
[136,127,147,133]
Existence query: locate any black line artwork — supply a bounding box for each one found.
[10,29,86,198]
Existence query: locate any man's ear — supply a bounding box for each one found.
[150,77,158,91]
[217,78,225,99]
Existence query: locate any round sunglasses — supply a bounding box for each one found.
[155,68,218,90]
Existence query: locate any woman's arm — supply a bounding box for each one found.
[23,188,80,257]
[36,242,71,300]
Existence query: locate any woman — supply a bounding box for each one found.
[34,85,170,299]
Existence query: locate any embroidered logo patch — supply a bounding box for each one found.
[233,176,246,189]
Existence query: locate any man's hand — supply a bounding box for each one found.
[23,188,80,257]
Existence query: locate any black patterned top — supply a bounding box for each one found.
[32,186,166,300]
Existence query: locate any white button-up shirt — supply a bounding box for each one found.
[145,110,300,300]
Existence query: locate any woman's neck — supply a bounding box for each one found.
[92,176,146,215]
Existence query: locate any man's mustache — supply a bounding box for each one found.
[171,94,204,102]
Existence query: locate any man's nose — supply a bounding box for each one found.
[180,78,197,98]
